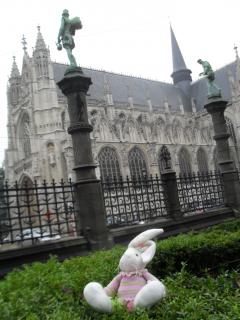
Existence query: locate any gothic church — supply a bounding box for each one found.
[5,26,240,185]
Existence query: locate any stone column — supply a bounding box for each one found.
[57,70,113,249]
[161,170,182,220]
[204,98,240,214]
[159,145,182,220]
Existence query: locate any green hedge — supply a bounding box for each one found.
[0,219,239,319]
[151,218,240,278]
[0,257,239,319]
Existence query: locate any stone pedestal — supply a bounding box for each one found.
[204,98,240,214]
[58,70,113,249]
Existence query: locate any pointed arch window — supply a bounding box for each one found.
[178,148,192,174]
[98,147,121,181]
[19,113,31,158]
[128,147,148,178]
[197,148,208,173]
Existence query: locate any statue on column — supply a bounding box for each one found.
[197,59,221,99]
[57,9,82,74]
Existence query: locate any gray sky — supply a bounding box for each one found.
[0,0,240,165]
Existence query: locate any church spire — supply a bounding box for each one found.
[170,25,187,73]
[35,25,47,51]
[10,56,20,78]
[170,25,192,96]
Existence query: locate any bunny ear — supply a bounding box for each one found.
[141,240,156,265]
[128,228,164,249]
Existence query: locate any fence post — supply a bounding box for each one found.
[204,98,240,216]
[161,170,182,220]
[57,70,113,249]
[159,146,182,220]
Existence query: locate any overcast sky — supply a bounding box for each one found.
[0,0,239,165]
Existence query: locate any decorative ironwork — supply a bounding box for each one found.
[128,147,148,178]
[0,171,228,243]
[177,171,224,215]
[0,180,77,247]
[101,175,168,227]
[98,147,121,181]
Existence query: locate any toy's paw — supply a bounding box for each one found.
[83,282,112,313]
[134,280,166,309]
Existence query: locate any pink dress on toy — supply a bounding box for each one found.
[104,269,156,310]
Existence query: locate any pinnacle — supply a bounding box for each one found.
[35,25,47,51]
[10,56,20,78]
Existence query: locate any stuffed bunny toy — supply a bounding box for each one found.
[83,228,166,313]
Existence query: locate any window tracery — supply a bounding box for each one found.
[98,147,121,181]
[196,148,208,173]
[178,148,192,174]
[128,147,148,178]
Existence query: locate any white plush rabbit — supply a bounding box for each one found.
[83,229,166,313]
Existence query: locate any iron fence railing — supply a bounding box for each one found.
[0,171,228,244]
[0,180,77,247]
[176,171,225,215]
[101,175,168,227]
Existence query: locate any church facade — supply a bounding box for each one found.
[4,27,240,185]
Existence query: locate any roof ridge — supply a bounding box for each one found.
[52,62,172,86]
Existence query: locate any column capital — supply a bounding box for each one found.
[57,70,92,95]
[204,98,228,114]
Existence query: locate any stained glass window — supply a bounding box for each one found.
[128,147,148,178]
[197,148,208,173]
[178,148,192,174]
[98,147,121,181]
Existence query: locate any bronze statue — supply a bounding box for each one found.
[197,59,221,99]
[57,9,82,72]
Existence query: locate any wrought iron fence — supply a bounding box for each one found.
[176,171,225,215]
[101,175,168,227]
[0,180,77,248]
[0,171,227,244]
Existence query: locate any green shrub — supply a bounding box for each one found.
[0,219,239,319]
[0,260,239,319]
[151,219,240,278]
